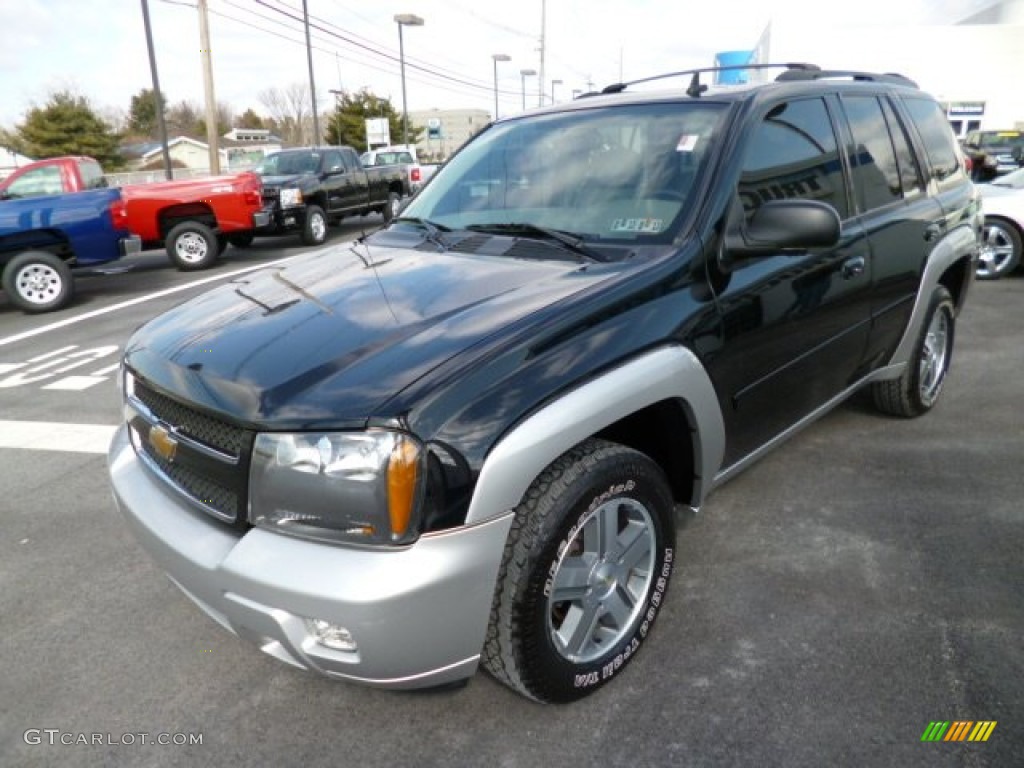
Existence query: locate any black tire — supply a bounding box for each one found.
[872,285,955,418]
[483,438,676,703]
[976,218,1022,280]
[166,221,219,271]
[301,205,327,246]
[382,192,400,224]
[2,250,74,314]
[227,231,255,248]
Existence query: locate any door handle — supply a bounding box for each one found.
[841,255,866,280]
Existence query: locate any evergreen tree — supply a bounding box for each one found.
[237,109,265,130]
[127,88,163,138]
[14,91,123,168]
[324,89,422,148]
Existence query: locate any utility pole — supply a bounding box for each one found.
[197,0,220,174]
[302,0,320,146]
[140,0,172,180]
[538,0,546,107]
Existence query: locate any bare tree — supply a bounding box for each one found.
[258,83,313,146]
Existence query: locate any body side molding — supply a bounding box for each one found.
[464,346,726,525]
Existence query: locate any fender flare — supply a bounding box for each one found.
[884,221,977,375]
[464,346,725,525]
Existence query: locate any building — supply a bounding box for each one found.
[408,109,491,162]
[758,0,1024,138]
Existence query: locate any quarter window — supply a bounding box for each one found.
[738,98,849,221]
[903,97,962,182]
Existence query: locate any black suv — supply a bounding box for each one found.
[108,64,981,703]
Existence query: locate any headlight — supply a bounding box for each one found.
[249,431,425,546]
[280,188,303,207]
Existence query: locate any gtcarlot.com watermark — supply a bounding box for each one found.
[24,729,203,747]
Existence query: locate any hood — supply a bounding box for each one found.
[124,237,618,429]
[259,173,311,189]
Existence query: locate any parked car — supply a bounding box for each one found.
[253,146,411,245]
[1,188,141,312]
[109,64,980,703]
[361,145,425,191]
[961,129,1024,182]
[121,174,267,270]
[0,156,268,271]
[976,170,1024,279]
[0,155,108,198]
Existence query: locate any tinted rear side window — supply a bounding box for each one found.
[902,97,962,183]
[842,95,902,211]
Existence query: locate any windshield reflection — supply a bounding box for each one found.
[403,103,726,250]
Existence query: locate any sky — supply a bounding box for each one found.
[0,0,963,131]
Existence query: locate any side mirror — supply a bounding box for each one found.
[729,199,841,255]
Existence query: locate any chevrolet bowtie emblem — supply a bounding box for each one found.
[148,424,179,462]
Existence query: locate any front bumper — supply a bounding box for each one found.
[108,425,512,689]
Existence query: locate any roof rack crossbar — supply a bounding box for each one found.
[600,62,821,96]
[774,69,918,88]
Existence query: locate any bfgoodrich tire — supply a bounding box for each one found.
[166,221,219,271]
[2,250,74,313]
[872,284,955,417]
[483,438,676,703]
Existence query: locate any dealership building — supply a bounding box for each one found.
[754,0,1024,137]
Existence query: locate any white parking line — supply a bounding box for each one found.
[0,420,116,454]
[0,256,294,349]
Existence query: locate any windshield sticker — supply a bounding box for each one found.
[611,217,664,233]
[676,134,699,152]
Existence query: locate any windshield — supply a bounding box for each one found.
[255,151,320,175]
[979,131,1024,150]
[403,103,726,245]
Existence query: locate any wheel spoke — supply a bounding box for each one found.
[560,600,601,658]
[549,557,594,603]
[603,586,636,629]
[615,521,652,572]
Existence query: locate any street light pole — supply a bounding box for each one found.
[519,68,537,111]
[394,14,424,148]
[550,78,563,104]
[492,54,511,120]
[328,89,343,145]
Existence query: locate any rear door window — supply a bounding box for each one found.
[841,95,903,211]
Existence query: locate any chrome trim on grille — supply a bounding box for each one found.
[127,396,239,465]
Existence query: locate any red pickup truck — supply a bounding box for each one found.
[0,156,268,270]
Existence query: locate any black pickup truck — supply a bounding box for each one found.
[253,146,411,245]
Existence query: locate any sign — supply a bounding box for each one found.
[948,102,985,116]
[427,118,442,139]
[366,118,390,147]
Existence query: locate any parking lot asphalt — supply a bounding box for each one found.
[0,255,1021,767]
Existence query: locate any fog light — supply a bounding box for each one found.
[308,619,357,652]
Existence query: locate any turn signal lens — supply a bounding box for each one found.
[387,437,421,539]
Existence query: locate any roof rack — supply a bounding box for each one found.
[598,62,821,98]
[774,69,919,88]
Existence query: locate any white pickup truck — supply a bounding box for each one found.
[360,145,436,192]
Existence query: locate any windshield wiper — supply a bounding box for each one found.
[464,222,605,262]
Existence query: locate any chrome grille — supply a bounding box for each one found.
[133,380,246,457]
[129,378,253,524]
